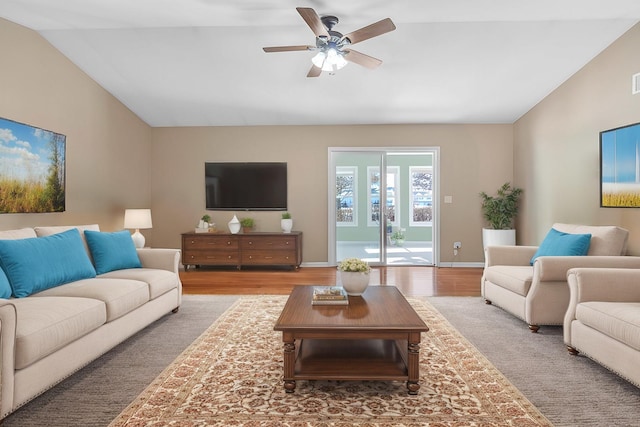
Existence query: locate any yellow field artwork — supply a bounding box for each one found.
[600,122,640,208]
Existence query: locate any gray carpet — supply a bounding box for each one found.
[428,297,640,427]
[3,295,639,426]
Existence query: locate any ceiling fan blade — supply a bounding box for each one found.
[342,18,396,45]
[296,7,330,38]
[307,64,322,78]
[263,45,313,53]
[343,49,383,69]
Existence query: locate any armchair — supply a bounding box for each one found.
[481,223,640,332]
[565,268,640,387]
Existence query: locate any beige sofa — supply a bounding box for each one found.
[482,223,640,332]
[565,268,640,387]
[0,225,182,419]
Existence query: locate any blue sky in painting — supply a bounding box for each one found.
[601,123,640,183]
[0,118,64,182]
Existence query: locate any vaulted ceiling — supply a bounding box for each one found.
[1,0,639,127]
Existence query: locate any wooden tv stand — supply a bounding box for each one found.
[181,231,302,270]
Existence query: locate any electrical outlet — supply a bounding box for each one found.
[453,241,462,249]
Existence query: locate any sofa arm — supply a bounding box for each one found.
[0,300,17,418]
[567,268,640,303]
[535,255,640,282]
[484,245,538,267]
[136,248,181,274]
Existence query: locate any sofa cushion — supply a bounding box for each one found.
[530,228,591,265]
[0,268,11,298]
[0,228,37,240]
[99,268,179,299]
[553,223,628,256]
[576,301,640,352]
[35,224,100,258]
[11,296,106,369]
[84,230,142,275]
[484,265,533,297]
[33,278,150,322]
[0,229,97,297]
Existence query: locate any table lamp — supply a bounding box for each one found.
[124,209,153,248]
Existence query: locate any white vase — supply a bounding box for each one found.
[281,218,293,233]
[339,271,370,296]
[228,215,241,234]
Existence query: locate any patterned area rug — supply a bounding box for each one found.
[110,295,552,426]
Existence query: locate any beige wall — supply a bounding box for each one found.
[514,23,640,254]
[151,124,513,263]
[0,19,152,233]
[6,15,638,263]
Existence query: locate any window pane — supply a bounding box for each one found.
[410,167,432,226]
[336,167,356,225]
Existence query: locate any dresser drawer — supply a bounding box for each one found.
[240,236,297,251]
[183,250,239,265]
[182,235,238,250]
[241,250,297,265]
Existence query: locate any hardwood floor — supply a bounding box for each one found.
[180,266,482,297]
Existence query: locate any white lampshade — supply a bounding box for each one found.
[124,209,152,248]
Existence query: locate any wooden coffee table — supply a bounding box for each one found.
[273,285,429,394]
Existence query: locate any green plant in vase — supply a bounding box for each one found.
[390,229,406,246]
[240,217,255,233]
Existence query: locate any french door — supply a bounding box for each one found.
[328,147,438,267]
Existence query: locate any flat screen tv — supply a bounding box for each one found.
[205,162,287,211]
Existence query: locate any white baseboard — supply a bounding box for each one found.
[437,262,484,268]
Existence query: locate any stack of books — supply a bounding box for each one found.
[311,286,349,305]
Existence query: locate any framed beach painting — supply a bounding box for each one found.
[600,121,640,207]
[0,117,66,213]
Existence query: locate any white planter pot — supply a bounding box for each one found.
[339,271,370,296]
[281,218,293,233]
[482,228,516,249]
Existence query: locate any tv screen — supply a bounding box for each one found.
[205,162,287,211]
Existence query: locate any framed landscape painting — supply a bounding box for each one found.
[0,117,66,213]
[600,122,640,207]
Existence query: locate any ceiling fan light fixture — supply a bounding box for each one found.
[311,48,348,73]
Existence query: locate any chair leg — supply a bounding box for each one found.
[567,346,579,355]
[528,324,540,333]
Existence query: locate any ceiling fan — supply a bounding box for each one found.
[263,7,396,77]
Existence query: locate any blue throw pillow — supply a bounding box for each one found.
[530,228,592,265]
[0,229,97,297]
[85,230,142,275]
[0,268,12,298]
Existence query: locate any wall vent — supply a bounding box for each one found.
[634,73,640,95]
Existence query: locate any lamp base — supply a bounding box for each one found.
[131,229,145,248]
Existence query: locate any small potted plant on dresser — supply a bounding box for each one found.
[240,217,255,233]
[281,212,293,233]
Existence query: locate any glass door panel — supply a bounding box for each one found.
[334,151,384,265]
[330,149,436,266]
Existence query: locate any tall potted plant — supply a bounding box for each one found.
[479,182,523,248]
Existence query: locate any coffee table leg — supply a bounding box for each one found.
[283,335,296,393]
[407,338,421,395]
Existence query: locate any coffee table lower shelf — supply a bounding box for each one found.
[287,338,412,389]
